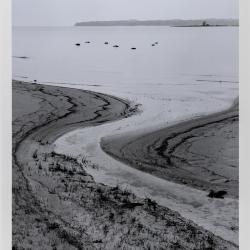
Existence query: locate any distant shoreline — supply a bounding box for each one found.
[75,19,239,27]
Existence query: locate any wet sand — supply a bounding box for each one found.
[12,80,237,249]
[102,100,239,198]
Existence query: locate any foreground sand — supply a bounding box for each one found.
[12,81,237,249]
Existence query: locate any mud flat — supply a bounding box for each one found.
[101,100,239,198]
[12,80,237,249]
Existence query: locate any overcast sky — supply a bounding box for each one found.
[13,0,238,26]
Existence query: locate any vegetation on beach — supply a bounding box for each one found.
[12,81,238,249]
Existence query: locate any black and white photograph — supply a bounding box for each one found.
[1,0,247,249]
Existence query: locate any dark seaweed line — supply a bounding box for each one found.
[13,84,108,248]
[101,100,238,191]
[151,115,238,181]
[155,114,238,158]
[117,105,238,168]
[13,81,135,249]
[12,83,88,248]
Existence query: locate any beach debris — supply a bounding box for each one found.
[131,47,136,50]
[75,43,81,46]
[85,41,91,43]
[121,202,144,209]
[32,150,38,159]
[113,45,119,48]
[104,42,109,44]
[145,198,157,210]
[207,190,227,199]
[93,239,103,244]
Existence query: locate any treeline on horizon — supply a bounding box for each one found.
[75,19,239,27]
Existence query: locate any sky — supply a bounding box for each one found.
[13,0,239,26]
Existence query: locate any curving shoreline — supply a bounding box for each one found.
[101,99,239,198]
[12,80,237,249]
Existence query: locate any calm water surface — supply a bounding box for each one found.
[13,26,238,85]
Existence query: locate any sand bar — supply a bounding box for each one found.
[101,100,239,198]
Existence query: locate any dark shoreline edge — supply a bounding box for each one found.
[12,80,237,249]
[101,98,239,198]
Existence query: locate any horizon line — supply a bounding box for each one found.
[13,17,239,28]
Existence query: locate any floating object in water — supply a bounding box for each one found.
[75,43,80,46]
[104,42,109,44]
[113,45,119,48]
[155,42,159,45]
[13,56,29,59]
[131,47,136,50]
[85,41,90,43]
[34,80,37,83]
[151,44,155,46]
[207,190,227,199]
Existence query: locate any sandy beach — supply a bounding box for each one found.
[12,80,237,249]
[101,100,239,198]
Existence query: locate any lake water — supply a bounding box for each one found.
[13,26,239,131]
[13,26,238,85]
[13,26,239,244]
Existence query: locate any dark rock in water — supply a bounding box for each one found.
[151,44,155,46]
[75,43,81,46]
[113,45,119,48]
[104,42,109,44]
[13,56,29,59]
[207,190,227,199]
[85,41,90,43]
[131,47,136,50]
